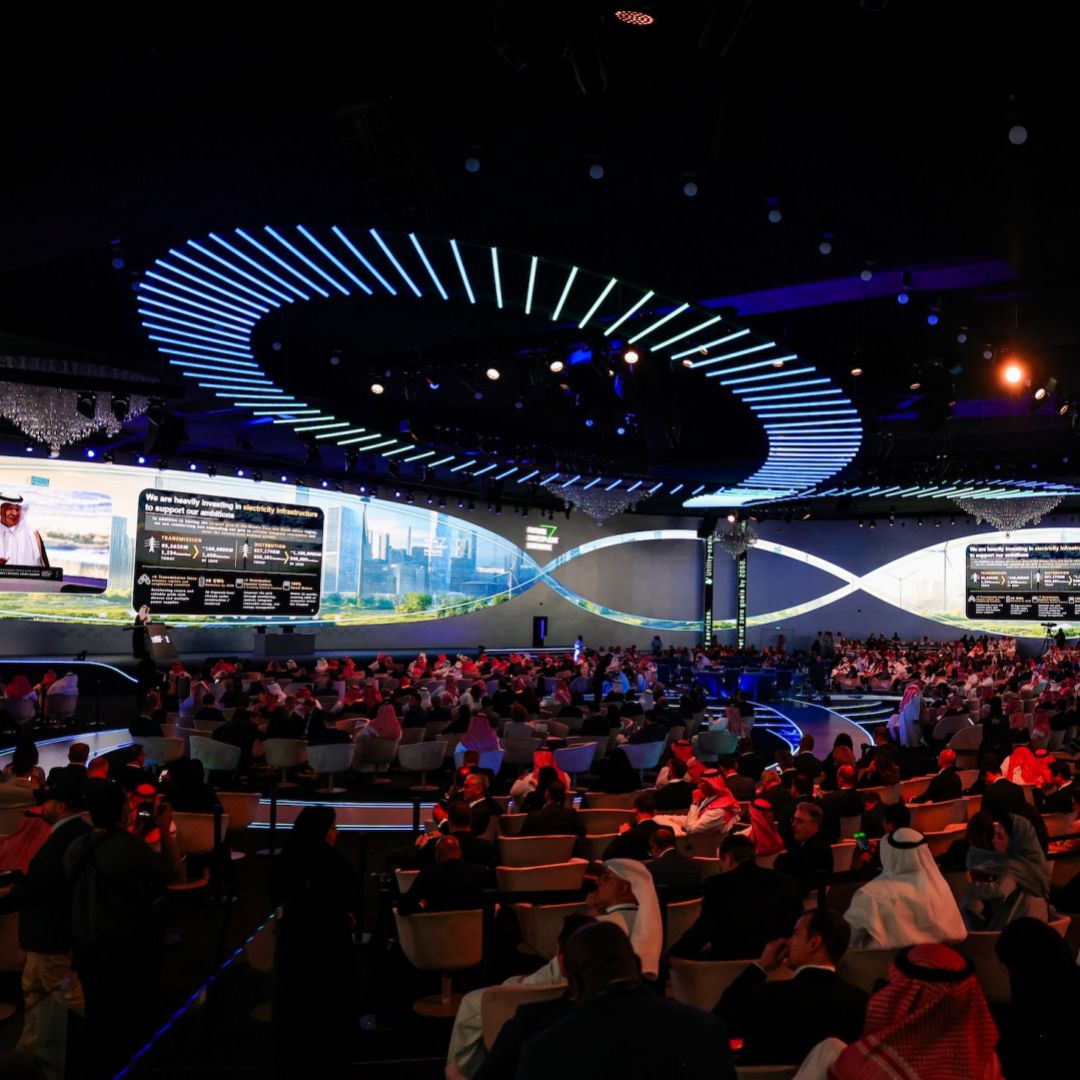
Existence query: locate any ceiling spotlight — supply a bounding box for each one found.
[76,392,97,420]
[464,156,481,173]
[585,418,595,428]
[1035,387,1047,400]
[767,208,782,224]
[236,468,245,478]
[138,455,147,464]
[1002,362,1024,386]
[818,240,833,255]
[860,268,873,282]
[486,367,500,381]
[624,349,640,365]
[426,377,440,390]
[474,390,484,400]
[188,461,198,471]
[1060,402,1071,416]
[897,290,910,305]
[681,358,693,368]
[802,511,812,520]
[549,359,565,373]
[616,426,626,435]
[110,394,130,422]
[771,359,785,369]
[280,473,288,483]
[86,448,96,459]
[858,519,864,528]
[682,181,699,197]
[983,347,994,361]
[614,8,656,26]
[850,367,863,377]
[371,383,384,395]
[909,381,922,391]
[957,331,968,344]
[588,163,605,180]
[1008,124,1028,146]
[329,351,341,366]
[927,312,939,326]
[726,513,737,523]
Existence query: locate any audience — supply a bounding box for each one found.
[645,826,702,891]
[963,812,1051,928]
[774,801,833,892]
[911,747,962,803]
[397,835,489,913]
[520,779,584,838]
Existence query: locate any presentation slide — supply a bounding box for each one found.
[966,542,1080,620]
[131,489,324,616]
[0,484,111,593]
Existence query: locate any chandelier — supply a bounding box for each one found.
[0,385,149,455]
[542,481,652,525]
[950,494,1064,535]
[715,519,758,558]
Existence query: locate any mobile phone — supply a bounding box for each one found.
[853,831,870,852]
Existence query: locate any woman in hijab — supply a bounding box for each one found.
[749,797,785,857]
[994,917,1080,1080]
[815,944,1000,1080]
[844,829,967,950]
[509,745,571,810]
[269,806,359,1070]
[357,702,401,741]
[459,712,499,754]
[963,812,1051,929]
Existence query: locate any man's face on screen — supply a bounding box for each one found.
[0,503,21,527]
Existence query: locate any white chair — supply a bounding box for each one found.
[666,898,703,947]
[511,901,590,959]
[553,742,598,788]
[188,735,242,777]
[217,790,261,861]
[262,738,308,788]
[394,908,485,1016]
[453,747,505,773]
[398,741,446,792]
[620,741,665,783]
[669,957,752,1011]
[495,859,589,894]
[44,694,78,725]
[692,730,737,762]
[831,841,856,873]
[194,718,225,733]
[352,736,401,780]
[306,742,355,794]
[497,834,577,867]
[4,698,35,731]
[137,736,185,769]
[481,982,568,1051]
[576,808,636,835]
[169,811,229,890]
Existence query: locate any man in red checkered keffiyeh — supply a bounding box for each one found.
[827,943,1001,1079]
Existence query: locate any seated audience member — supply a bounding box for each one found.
[356,702,402,741]
[822,765,865,820]
[597,745,642,794]
[212,707,263,769]
[963,812,1051,929]
[994,917,1080,1080]
[748,796,785,856]
[46,741,90,787]
[456,711,499,754]
[1041,760,1075,812]
[515,921,735,1080]
[774,801,833,892]
[626,709,667,745]
[129,692,165,737]
[657,740,704,788]
[411,800,496,869]
[264,702,305,740]
[446,858,661,1076]
[857,747,901,789]
[161,757,221,814]
[652,756,695,811]
[646,827,703,892]
[860,794,910,841]
[716,753,755,801]
[844,828,967,950]
[305,710,351,745]
[104,744,151,792]
[736,736,765,782]
[602,791,659,860]
[193,693,221,722]
[472,916,595,1080]
[819,733,856,789]
[818,944,999,1080]
[978,760,1026,817]
[1000,744,1053,788]
[2,742,46,789]
[520,780,584,838]
[715,908,867,1066]
[397,835,489,914]
[793,734,823,780]
[509,746,570,812]
[460,772,502,837]
[655,769,740,836]
[671,833,802,960]
[911,748,963,803]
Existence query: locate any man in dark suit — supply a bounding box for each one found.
[45,741,90,787]
[670,834,802,960]
[980,766,1027,818]
[821,766,865,841]
[646,828,703,892]
[517,922,736,1080]
[714,908,868,1066]
[627,710,666,744]
[520,781,584,838]
[414,800,496,868]
[397,835,490,914]
[793,734,823,781]
[1043,761,1076,813]
[717,754,756,801]
[774,801,833,893]
[911,748,964,804]
[736,737,766,782]
[0,780,92,1072]
[461,773,503,838]
[602,791,659,860]
[653,759,695,812]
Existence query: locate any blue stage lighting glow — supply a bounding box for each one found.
[628,302,689,344]
[146,269,267,317]
[927,313,939,326]
[428,455,457,468]
[138,456,147,464]
[524,254,538,315]
[561,475,582,488]
[187,240,296,303]
[235,228,329,297]
[669,483,684,494]
[898,291,910,305]
[626,480,644,492]
[408,233,448,300]
[148,336,254,359]
[472,463,498,476]
[164,350,258,367]
[490,246,504,309]
[729,378,830,393]
[647,482,664,494]
[137,307,250,340]
[691,485,706,495]
[380,445,413,457]
[168,249,281,307]
[450,460,478,473]
[264,226,349,296]
[209,233,311,299]
[581,477,602,490]
[363,229,419,297]
[138,284,255,326]
[151,262,270,313]
[652,314,725,351]
[605,480,622,491]
[604,290,655,336]
[404,450,436,463]
[541,473,562,485]
[584,418,595,428]
[495,467,519,480]
[296,225,373,294]
[86,449,95,458]
[551,266,579,322]
[330,226,396,295]
[718,368,815,386]
[578,277,618,328]
[449,239,476,304]
[568,347,593,366]
[143,323,249,349]
[684,337,769,367]
[517,469,540,483]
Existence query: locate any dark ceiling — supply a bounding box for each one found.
[1,1,1077,515]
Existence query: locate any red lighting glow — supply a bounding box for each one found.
[1003,363,1024,385]
[614,10,656,26]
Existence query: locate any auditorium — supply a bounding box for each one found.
[1,6,1078,1079]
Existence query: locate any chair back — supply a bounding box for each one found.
[666,897,703,946]
[217,790,261,832]
[757,849,783,870]
[306,742,355,775]
[581,790,643,810]
[172,811,228,856]
[511,900,590,959]
[399,727,425,746]
[393,908,484,972]
[194,718,224,733]
[497,834,577,867]
[395,868,420,894]
[957,768,980,789]
[137,736,186,767]
[499,813,527,836]
[581,833,618,863]
[898,775,934,802]
[831,841,856,873]
[839,814,863,840]
[1042,810,1077,837]
[576,808,636,835]
[669,957,751,1011]
[837,947,900,994]
[398,741,445,773]
[4,699,35,724]
[553,742,598,775]
[481,983,568,1051]
[503,737,541,767]
[694,856,722,878]
[675,829,729,858]
[188,735,242,774]
[693,730,737,761]
[351,736,400,771]
[909,798,968,834]
[453,747,505,773]
[954,916,1071,1004]
[44,695,78,718]
[620,741,665,771]
[0,912,26,974]
[495,858,588,894]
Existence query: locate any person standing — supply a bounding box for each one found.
[0,781,91,1080]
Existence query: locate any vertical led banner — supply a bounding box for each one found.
[702,535,715,643]
[736,550,748,649]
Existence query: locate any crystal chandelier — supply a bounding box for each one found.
[542,481,652,525]
[714,519,758,558]
[0,385,149,456]
[950,494,1064,535]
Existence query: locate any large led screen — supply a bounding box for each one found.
[966,542,1080,620]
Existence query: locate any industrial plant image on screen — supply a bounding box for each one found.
[0,481,111,593]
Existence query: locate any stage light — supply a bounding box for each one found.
[1002,362,1024,386]
[272,341,283,351]
[850,367,863,377]
[927,312,939,326]
[280,474,288,483]
[819,240,832,255]
[910,381,921,391]
[681,358,693,368]
[616,426,626,435]
[1035,387,1047,400]
[474,390,484,401]
[371,383,384,395]
[897,291,909,305]
[486,367,500,381]
[860,268,873,282]
[236,468,245,477]
[614,8,655,26]
[110,394,130,422]
[76,392,96,420]
[1061,402,1070,416]
[138,455,147,464]
[208,464,218,477]
[727,513,737,523]
[957,331,968,343]
[802,511,812,520]
[768,208,782,224]
[549,359,564,373]
[624,349,640,365]
[86,448,96,459]
[24,445,33,454]
[1008,124,1028,145]
[983,348,994,360]
[858,519,864,528]
[683,181,698,197]
[589,163,605,180]
[869,519,876,529]
[917,516,923,526]
[888,513,895,526]
[585,418,595,428]
[514,399,524,410]
[464,156,480,173]
[771,359,785,369]
[188,461,197,471]
[426,377,440,390]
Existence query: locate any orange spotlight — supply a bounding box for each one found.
[1002,362,1024,386]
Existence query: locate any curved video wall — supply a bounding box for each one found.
[0,460,704,633]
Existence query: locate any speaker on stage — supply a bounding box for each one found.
[532,615,548,648]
